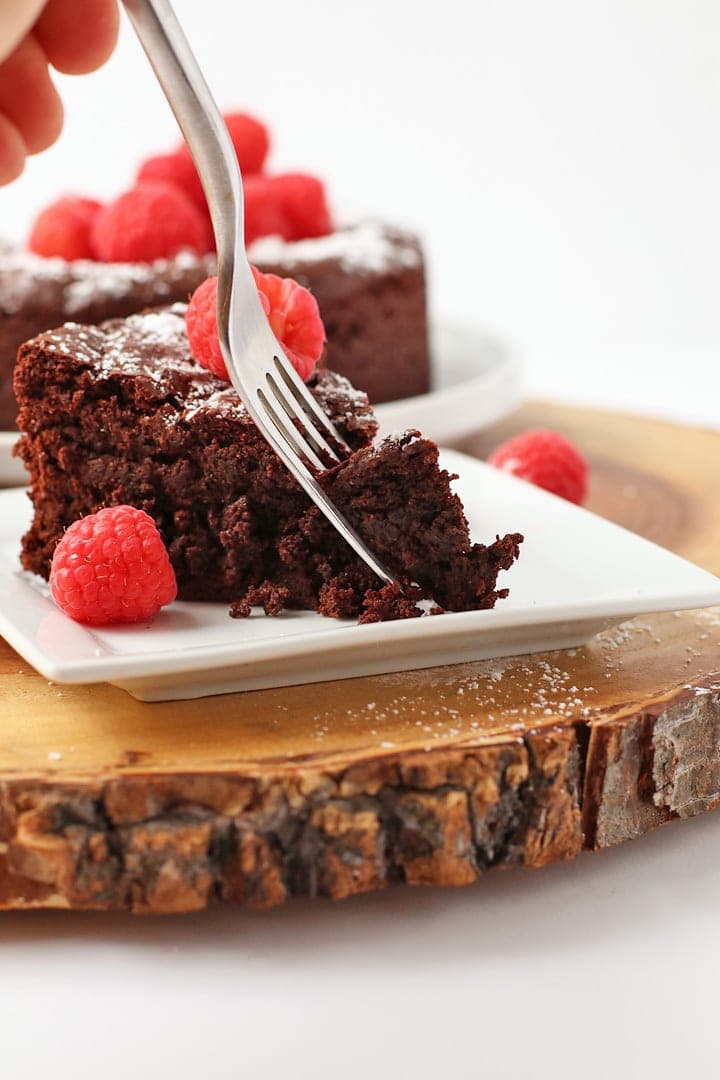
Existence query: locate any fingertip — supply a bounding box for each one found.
[0,114,26,185]
[35,0,119,75]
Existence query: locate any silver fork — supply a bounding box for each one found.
[122,0,396,589]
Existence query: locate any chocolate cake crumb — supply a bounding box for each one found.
[235,582,291,617]
[359,583,426,624]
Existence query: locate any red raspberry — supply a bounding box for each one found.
[49,506,177,626]
[488,429,588,504]
[222,111,270,174]
[174,111,269,194]
[28,196,103,260]
[270,173,332,240]
[186,271,325,382]
[91,182,212,263]
[251,266,325,379]
[244,174,288,245]
[184,276,226,379]
[137,150,207,212]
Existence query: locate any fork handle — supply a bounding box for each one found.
[121,0,253,294]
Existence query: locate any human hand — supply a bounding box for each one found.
[0,0,119,184]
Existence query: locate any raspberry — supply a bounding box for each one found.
[49,506,177,626]
[28,196,103,260]
[175,111,269,195]
[252,266,325,379]
[186,271,325,382]
[488,429,588,504]
[270,173,332,240]
[222,111,270,174]
[137,150,207,212]
[185,276,226,379]
[91,182,212,263]
[244,174,288,245]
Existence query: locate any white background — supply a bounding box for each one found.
[2,0,720,420]
[2,2,720,1077]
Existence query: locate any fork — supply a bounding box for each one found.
[122,0,397,589]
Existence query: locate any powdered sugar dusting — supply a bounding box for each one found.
[0,248,210,316]
[40,304,376,433]
[248,221,422,275]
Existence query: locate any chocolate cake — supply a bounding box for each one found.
[249,221,431,405]
[15,306,519,621]
[0,248,212,430]
[0,220,430,430]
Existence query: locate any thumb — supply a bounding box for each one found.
[0,0,46,64]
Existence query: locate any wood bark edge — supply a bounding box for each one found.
[2,681,719,914]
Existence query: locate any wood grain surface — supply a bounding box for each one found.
[1,401,719,913]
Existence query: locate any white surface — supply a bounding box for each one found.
[3,450,719,701]
[2,0,720,416]
[1,1,720,1076]
[0,321,520,488]
[3,812,720,1080]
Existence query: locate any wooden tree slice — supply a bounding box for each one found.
[1,402,719,914]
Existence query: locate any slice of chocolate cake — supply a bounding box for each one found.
[14,306,519,621]
[249,221,430,405]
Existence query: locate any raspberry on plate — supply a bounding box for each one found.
[270,173,332,240]
[488,429,588,504]
[49,505,177,626]
[91,182,212,263]
[28,196,103,261]
[186,271,325,382]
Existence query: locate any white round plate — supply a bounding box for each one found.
[0,320,519,488]
[0,430,23,487]
[373,321,520,441]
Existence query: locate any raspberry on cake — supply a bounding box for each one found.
[91,182,213,263]
[14,305,521,622]
[185,271,325,382]
[137,151,208,218]
[269,173,332,240]
[243,175,288,246]
[28,196,103,261]
[0,110,431,434]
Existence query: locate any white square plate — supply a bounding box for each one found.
[0,448,718,702]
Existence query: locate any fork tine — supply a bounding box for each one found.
[272,354,352,454]
[256,387,327,473]
[265,372,342,465]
